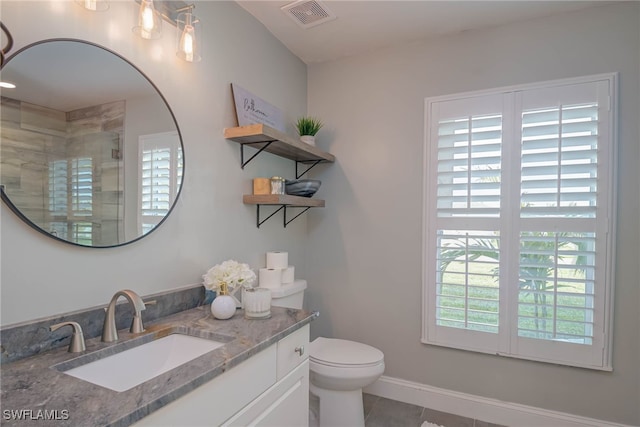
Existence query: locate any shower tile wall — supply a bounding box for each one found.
[0,97,124,244]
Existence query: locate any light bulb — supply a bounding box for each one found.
[176,11,201,62]
[179,25,195,62]
[142,5,154,34]
[75,0,108,12]
[133,0,161,39]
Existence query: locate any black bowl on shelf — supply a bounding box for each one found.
[285,179,321,197]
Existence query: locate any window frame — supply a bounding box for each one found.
[421,73,617,370]
[137,131,183,234]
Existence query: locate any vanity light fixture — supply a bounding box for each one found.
[0,21,15,89]
[0,21,13,67]
[131,1,201,62]
[0,22,13,87]
[176,5,201,63]
[75,0,110,12]
[133,0,162,40]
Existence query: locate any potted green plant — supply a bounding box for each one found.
[295,116,323,146]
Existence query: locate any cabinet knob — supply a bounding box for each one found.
[295,346,305,356]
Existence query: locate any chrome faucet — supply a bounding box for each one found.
[101,290,147,343]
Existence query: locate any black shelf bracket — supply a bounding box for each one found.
[284,206,311,227]
[255,204,285,228]
[240,140,276,169]
[253,204,313,228]
[295,159,323,179]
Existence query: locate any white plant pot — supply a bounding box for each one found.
[300,135,316,146]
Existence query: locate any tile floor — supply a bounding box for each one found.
[362,393,506,427]
[310,392,507,427]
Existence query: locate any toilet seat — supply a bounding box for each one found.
[310,337,384,368]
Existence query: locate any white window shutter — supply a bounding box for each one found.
[138,131,182,234]
[423,75,616,370]
[47,157,94,245]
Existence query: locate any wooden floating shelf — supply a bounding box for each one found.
[243,194,325,208]
[243,194,325,227]
[228,124,333,226]
[224,124,335,163]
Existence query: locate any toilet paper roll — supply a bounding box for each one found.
[266,251,288,269]
[281,266,295,284]
[259,268,282,289]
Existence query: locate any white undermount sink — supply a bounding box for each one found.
[61,334,225,392]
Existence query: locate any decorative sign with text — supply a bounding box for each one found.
[231,84,285,132]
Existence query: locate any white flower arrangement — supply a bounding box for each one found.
[203,260,256,293]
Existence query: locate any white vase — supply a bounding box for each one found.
[300,135,316,146]
[211,282,236,320]
[211,295,236,319]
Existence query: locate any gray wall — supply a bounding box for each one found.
[0,1,309,324]
[305,3,640,425]
[3,1,639,424]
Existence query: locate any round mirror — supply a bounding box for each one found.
[0,39,184,248]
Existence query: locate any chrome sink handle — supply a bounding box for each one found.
[102,290,147,343]
[50,321,86,353]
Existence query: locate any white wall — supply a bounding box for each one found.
[306,3,640,425]
[0,1,309,324]
[123,92,177,241]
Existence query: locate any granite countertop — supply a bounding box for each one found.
[1,306,317,427]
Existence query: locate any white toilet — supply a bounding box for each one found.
[270,280,385,427]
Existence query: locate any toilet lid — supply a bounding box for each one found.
[310,337,384,367]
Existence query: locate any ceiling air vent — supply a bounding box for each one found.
[281,0,337,29]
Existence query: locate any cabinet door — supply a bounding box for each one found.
[223,359,309,427]
[133,346,276,427]
[277,324,309,381]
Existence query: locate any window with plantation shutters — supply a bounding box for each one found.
[47,157,94,245]
[70,157,93,216]
[422,74,616,370]
[138,131,182,234]
[48,160,68,216]
[48,157,93,216]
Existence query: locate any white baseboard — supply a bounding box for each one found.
[363,375,632,427]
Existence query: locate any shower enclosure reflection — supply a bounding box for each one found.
[0,39,184,247]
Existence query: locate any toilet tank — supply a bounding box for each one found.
[270,280,307,309]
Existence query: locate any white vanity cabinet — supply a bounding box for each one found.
[134,324,310,427]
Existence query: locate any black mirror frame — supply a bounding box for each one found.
[0,38,186,248]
